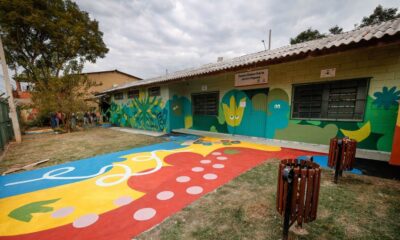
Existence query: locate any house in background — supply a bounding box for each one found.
[12,81,37,123]
[83,69,142,95]
[101,18,400,164]
[83,70,142,115]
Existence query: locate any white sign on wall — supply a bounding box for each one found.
[320,68,336,78]
[201,85,207,91]
[235,69,268,87]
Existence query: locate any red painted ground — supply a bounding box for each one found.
[1,147,322,240]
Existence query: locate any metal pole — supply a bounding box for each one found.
[334,139,342,183]
[0,35,22,143]
[268,29,272,50]
[282,167,294,240]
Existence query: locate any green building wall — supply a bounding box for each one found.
[108,43,400,153]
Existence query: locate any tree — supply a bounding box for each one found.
[0,0,108,131]
[0,0,108,83]
[290,28,326,44]
[359,5,400,27]
[32,62,97,132]
[329,25,343,35]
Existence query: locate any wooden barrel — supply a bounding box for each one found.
[276,159,321,227]
[328,138,357,171]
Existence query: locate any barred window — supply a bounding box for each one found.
[192,92,219,116]
[114,92,124,100]
[291,78,369,121]
[148,87,160,97]
[128,89,139,99]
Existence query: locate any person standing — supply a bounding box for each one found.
[55,111,61,128]
[50,112,56,128]
[83,112,89,127]
[71,113,77,130]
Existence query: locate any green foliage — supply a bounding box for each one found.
[290,5,399,43]
[290,28,326,44]
[329,25,343,34]
[0,0,108,82]
[359,5,400,27]
[31,62,98,131]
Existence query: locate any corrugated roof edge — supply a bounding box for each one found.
[101,18,400,94]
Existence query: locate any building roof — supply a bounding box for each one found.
[82,69,142,80]
[102,18,400,94]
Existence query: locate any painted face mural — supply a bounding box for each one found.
[0,136,321,239]
[222,95,246,127]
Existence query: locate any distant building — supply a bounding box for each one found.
[83,69,142,96]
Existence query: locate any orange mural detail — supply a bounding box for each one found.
[389,109,400,165]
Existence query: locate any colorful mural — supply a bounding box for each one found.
[0,136,320,239]
[108,94,168,132]
[108,83,399,152]
[180,86,399,152]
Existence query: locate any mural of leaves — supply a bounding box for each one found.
[373,86,400,110]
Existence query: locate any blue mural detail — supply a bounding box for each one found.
[297,155,363,175]
[373,86,400,110]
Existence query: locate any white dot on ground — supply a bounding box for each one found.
[72,214,99,228]
[176,176,191,183]
[212,164,225,169]
[156,191,174,200]
[216,156,228,161]
[192,167,204,172]
[52,206,74,218]
[200,159,212,164]
[186,186,203,195]
[114,196,134,206]
[211,152,222,156]
[133,208,156,221]
[203,173,218,180]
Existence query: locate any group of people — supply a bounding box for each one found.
[83,111,100,126]
[50,111,101,129]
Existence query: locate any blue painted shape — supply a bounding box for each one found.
[297,155,363,175]
[0,140,188,198]
[265,100,289,138]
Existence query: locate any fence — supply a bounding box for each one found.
[0,96,13,152]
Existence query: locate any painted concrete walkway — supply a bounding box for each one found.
[0,135,321,240]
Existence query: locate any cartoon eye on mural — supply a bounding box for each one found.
[222,96,246,127]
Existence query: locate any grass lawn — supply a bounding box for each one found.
[0,127,164,174]
[138,159,400,240]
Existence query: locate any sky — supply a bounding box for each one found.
[0,0,399,92]
[74,0,399,79]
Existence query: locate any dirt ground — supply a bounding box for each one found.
[0,127,163,174]
[138,159,400,240]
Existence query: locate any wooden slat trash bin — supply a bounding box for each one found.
[276,159,321,240]
[328,137,357,183]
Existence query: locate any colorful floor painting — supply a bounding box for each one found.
[0,135,323,240]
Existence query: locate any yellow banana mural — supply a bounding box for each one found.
[223,96,246,127]
[340,121,371,142]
